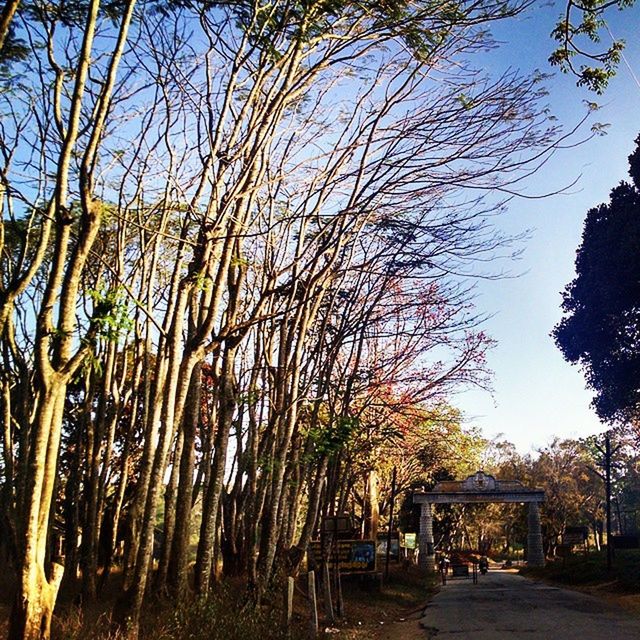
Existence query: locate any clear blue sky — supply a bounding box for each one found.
[454,1,640,453]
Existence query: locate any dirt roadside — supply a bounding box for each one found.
[327,566,436,640]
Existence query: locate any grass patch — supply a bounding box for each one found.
[521,549,640,592]
[157,587,305,640]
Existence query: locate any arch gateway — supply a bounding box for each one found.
[413,471,545,571]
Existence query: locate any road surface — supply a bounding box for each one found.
[419,569,640,639]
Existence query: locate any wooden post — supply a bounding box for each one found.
[333,519,340,616]
[335,566,344,618]
[308,571,318,636]
[284,576,294,630]
[323,559,334,623]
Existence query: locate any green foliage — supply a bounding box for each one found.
[308,414,358,458]
[21,0,132,27]
[149,0,507,64]
[0,0,143,84]
[88,287,134,342]
[529,439,603,550]
[79,347,104,378]
[553,133,640,424]
[456,93,475,110]
[0,24,29,68]
[549,0,634,93]
[194,272,213,293]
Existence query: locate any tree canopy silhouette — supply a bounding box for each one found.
[554,134,640,424]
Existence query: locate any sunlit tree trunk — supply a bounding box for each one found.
[167,362,201,597]
[195,345,238,594]
[9,381,66,640]
[8,0,136,631]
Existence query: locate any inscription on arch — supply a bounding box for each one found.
[462,471,496,492]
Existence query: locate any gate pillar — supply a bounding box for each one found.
[527,502,545,567]
[419,502,435,572]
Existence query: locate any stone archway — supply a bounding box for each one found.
[413,471,545,571]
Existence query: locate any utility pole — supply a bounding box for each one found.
[385,466,397,580]
[588,431,620,571]
[605,433,613,571]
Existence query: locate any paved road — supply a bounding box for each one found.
[419,569,640,639]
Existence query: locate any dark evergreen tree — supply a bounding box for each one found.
[554,134,640,424]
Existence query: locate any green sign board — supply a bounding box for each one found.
[401,533,417,549]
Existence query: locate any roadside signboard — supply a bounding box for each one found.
[376,535,399,559]
[400,532,417,549]
[321,515,353,536]
[563,526,588,547]
[308,539,377,573]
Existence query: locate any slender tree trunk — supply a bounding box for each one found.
[167,364,201,598]
[156,430,183,591]
[195,346,237,594]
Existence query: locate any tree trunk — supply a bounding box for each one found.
[364,469,379,541]
[9,380,67,640]
[195,347,237,594]
[9,562,64,640]
[167,362,201,598]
